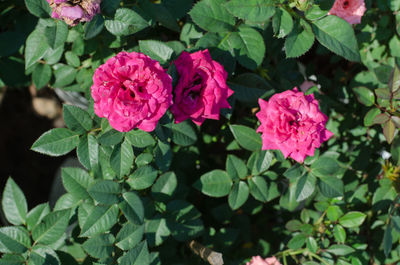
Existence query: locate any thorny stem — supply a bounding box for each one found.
[188,240,224,265]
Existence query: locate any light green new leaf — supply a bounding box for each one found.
[2,178,27,226]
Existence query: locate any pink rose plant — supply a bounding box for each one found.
[91,51,173,132]
[171,49,233,125]
[246,256,282,265]
[46,0,101,26]
[328,0,366,25]
[256,88,333,163]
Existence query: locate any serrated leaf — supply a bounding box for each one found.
[384,119,396,144]
[61,167,93,200]
[80,205,119,237]
[224,0,275,22]
[32,63,51,89]
[110,139,134,177]
[77,134,99,171]
[139,40,174,65]
[31,128,79,156]
[272,7,293,38]
[364,108,381,126]
[98,129,124,146]
[105,8,149,36]
[285,20,315,58]
[317,176,344,198]
[26,203,50,231]
[84,14,104,39]
[125,130,155,148]
[25,29,49,69]
[116,223,145,251]
[146,217,171,247]
[25,0,51,17]
[171,121,197,146]
[352,86,375,106]
[189,0,235,32]
[312,15,360,62]
[32,209,71,245]
[339,212,366,228]
[0,227,31,254]
[248,176,269,202]
[151,172,177,201]
[82,234,115,259]
[228,181,249,210]
[193,170,232,197]
[226,155,248,180]
[44,21,68,49]
[119,192,144,225]
[88,180,121,205]
[229,125,262,151]
[333,225,346,243]
[295,173,316,202]
[118,241,149,265]
[327,244,355,256]
[127,165,158,190]
[28,246,60,265]
[2,178,27,226]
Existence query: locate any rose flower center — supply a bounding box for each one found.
[343,0,349,8]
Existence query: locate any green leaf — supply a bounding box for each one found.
[326,244,355,256]
[295,173,316,202]
[77,134,99,170]
[53,64,77,88]
[384,119,396,144]
[105,8,149,36]
[229,125,262,151]
[247,150,273,175]
[25,0,51,18]
[311,156,339,177]
[288,233,306,250]
[193,170,232,197]
[65,51,80,68]
[154,140,172,171]
[0,227,31,254]
[384,226,393,257]
[25,29,49,69]
[80,205,119,237]
[226,155,248,180]
[127,165,158,190]
[151,172,177,201]
[118,241,149,265]
[228,181,249,210]
[189,0,235,32]
[84,14,104,39]
[171,121,197,146]
[28,246,60,265]
[220,25,266,70]
[146,217,171,247]
[2,178,27,226]
[304,0,334,20]
[272,7,294,38]
[63,105,93,133]
[306,237,318,253]
[326,205,343,222]
[284,164,306,179]
[333,225,346,243]
[125,130,155,148]
[285,20,315,58]
[248,176,269,202]
[116,222,145,251]
[139,40,174,65]
[88,180,121,205]
[225,0,275,22]
[338,212,366,228]
[82,234,115,259]
[98,129,124,146]
[317,176,344,198]
[26,203,50,231]
[44,21,68,49]
[119,192,144,225]
[311,15,360,62]
[32,63,51,89]
[364,108,381,126]
[110,139,134,177]
[352,87,375,107]
[61,167,93,200]
[32,209,71,245]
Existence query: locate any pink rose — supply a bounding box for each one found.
[47,0,101,26]
[256,88,333,163]
[246,256,282,265]
[171,49,233,125]
[91,51,173,132]
[328,0,366,25]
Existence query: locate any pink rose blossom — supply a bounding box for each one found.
[256,88,333,163]
[246,256,282,265]
[91,51,173,132]
[171,49,233,125]
[47,0,101,26]
[328,0,366,24]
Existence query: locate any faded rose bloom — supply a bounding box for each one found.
[171,49,233,125]
[256,88,333,163]
[328,0,366,24]
[246,256,282,265]
[300,80,317,92]
[46,0,101,26]
[91,51,173,132]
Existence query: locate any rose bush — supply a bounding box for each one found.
[1,0,400,264]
